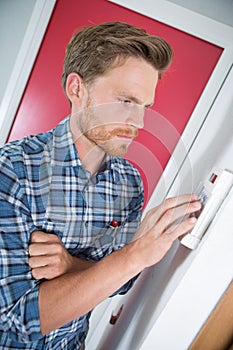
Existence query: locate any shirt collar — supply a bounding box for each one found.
[53,116,81,167]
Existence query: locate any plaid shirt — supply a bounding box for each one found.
[0,117,144,349]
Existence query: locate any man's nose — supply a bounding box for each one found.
[126,105,145,129]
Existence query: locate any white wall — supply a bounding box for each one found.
[0,0,36,103]
[168,0,233,27]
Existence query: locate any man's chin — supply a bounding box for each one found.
[101,142,130,157]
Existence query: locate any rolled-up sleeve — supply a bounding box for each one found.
[0,154,43,343]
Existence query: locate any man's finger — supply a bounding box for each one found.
[164,215,197,239]
[29,255,48,268]
[157,200,201,234]
[30,231,60,243]
[160,194,199,213]
[29,241,63,256]
[31,265,55,280]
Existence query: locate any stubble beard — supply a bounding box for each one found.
[81,101,138,157]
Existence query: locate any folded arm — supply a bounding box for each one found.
[29,231,94,280]
[33,194,201,335]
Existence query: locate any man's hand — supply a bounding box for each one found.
[28,231,93,280]
[131,194,201,267]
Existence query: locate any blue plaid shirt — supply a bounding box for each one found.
[0,117,144,349]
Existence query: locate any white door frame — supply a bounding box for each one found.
[0,0,56,146]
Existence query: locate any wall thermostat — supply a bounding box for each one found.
[180,167,233,249]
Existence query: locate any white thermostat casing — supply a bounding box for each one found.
[180,167,233,249]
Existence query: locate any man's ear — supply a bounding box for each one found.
[66,73,83,102]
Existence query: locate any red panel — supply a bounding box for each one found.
[8,0,223,204]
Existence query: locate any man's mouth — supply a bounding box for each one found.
[111,127,138,140]
[115,134,134,141]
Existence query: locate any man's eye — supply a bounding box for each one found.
[120,99,133,106]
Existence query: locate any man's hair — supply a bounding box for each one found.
[62,21,173,94]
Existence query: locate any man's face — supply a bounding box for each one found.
[72,57,158,157]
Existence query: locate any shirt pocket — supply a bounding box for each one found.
[76,217,125,260]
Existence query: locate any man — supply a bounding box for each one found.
[0,22,201,349]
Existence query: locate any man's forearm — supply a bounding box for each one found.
[39,242,140,335]
[69,256,94,272]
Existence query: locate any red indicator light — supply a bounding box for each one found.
[210,173,218,184]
